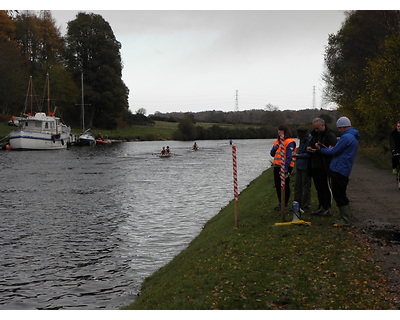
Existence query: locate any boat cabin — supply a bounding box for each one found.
[21,113,59,133]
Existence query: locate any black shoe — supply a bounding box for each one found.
[320,209,332,217]
[311,207,323,215]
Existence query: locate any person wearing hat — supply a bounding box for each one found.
[293,127,312,214]
[316,116,360,226]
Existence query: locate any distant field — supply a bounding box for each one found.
[0,120,261,142]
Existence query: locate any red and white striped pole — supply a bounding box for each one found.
[279,133,286,221]
[232,145,239,229]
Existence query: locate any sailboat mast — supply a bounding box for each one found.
[81,72,85,131]
[29,76,33,115]
[47,73,50,115]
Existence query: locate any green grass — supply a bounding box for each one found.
[72,124,176,141]
[0,121,265,142]
[124,167,396,310]
[0,122,177,142]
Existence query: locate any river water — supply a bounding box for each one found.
[0,139,274,309]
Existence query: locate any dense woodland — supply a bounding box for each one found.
[0,10,130,129]
[324,10,400,141]
[1,10,400,141]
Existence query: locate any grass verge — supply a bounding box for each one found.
[124,167,396,310]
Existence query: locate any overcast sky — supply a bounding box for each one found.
[48,8,346,115]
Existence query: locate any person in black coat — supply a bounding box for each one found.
[390,121,400,174]
[306,118,337,217]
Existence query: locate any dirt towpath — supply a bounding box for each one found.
[347,154,400,308]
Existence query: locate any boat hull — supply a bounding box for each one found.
[96,139,112,145]
[77,133,96,146]
[9,130,70,150]
[77,138,95,146]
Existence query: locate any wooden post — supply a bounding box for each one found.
[279,133,286,222]
[232,145,239,229]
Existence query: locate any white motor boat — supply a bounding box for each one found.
[9,112,71,150]
[9,75,71,150]
[77,131,96,146]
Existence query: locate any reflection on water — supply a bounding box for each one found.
[0,139,274,309]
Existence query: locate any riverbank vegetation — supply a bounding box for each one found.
[324,11,400,143]
[124,166,396,310]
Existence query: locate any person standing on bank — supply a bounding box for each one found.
[306,118,337,217]
[270,125,296,211]
[316,116,360,226]
[293,127,312,214]
[389,121,400,175]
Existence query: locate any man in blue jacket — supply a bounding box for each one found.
[316,117,360,226]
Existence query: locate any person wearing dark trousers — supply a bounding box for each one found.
[293,127,312,214]
[306,118,337,217]
[316,116,360,226]
[270,125,296,211]
[390,121,400,175]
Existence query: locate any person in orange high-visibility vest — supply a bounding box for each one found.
[270,125,296,211]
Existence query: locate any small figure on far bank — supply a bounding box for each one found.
[270,125,296,211]
[390,121,400,175]
[316,116,360,227]
[306,117,337,217]
[293,127,312,214]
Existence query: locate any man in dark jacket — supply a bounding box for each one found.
[390,121,400,175]
[317,116,360,226]
[306,118,337,217]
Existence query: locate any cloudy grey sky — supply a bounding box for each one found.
[48,9,346,115]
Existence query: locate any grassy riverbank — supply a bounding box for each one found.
[124,166,396,310]
[0,121,177,142]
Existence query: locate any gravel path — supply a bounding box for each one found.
[347,154,400,308]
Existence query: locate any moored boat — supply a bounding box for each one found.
[77,131,96,146]
[9,75,71,150]
[96,138,112,145]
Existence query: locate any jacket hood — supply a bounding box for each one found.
[344,127,360,140]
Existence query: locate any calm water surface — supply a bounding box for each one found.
[0,139,274,309]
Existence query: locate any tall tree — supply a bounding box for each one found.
[323,10,400,126]
[12,11,78,122]
[0,10,15,41]
[0,10,29,116]
[14,11,65,72]
[356,36,400,140]
[65,12,129,129]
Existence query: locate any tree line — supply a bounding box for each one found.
[324,10,400,142]
[0,10,133,129]
[164,109,340,140]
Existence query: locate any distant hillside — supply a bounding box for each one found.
[150,108,341,126]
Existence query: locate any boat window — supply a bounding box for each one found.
[35,122,42,128]
[45,122,49,129]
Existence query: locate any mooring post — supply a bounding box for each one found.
[232,145,239,229]
[279,133,286,222]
